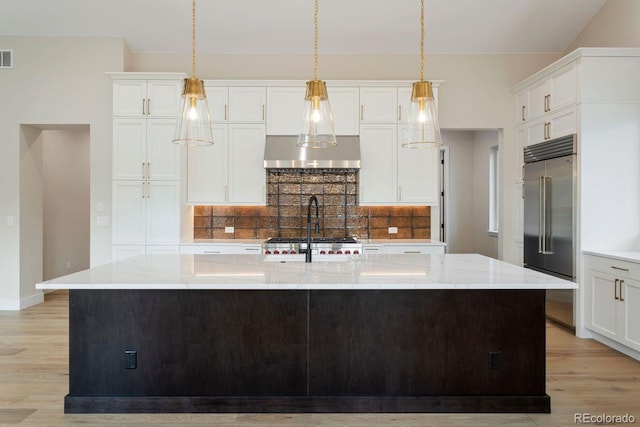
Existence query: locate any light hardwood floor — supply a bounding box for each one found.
[1,290,639,426]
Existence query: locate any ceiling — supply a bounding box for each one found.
[0,0,607,55]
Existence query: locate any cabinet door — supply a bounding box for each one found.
[228,124,266,204]
[228,87,266,122]
[527,116,548,144]
[146,80,182,117]
[146,118,180,180]
[621,277,640,351]
[266,87,305,135]
[187,124,228,204]
[397,125,439,204]
[205,86,229,122]
[548,106,577,140]
[327,87,360,135]
[515,89,529,123]
[146,181,180,245]
[359,124,397,204]
[113,119,146,180]
[112,181,146,245]
[527,79,550,119]
[113,80,146,117]
[360,87,398,123]
[589,270,619,341]
[549,64,577,112]
[397,87,412,123]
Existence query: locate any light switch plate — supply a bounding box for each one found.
[388,227,398,234]
[225,226,235,233]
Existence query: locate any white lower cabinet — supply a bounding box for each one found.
[112,180,180,246]
[584,254,640,352]
[363,244,445,254]
[180,244,262,255]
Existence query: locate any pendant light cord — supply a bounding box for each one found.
[313,0,318,81]
[420,0,424,82]
[192,0,197,77]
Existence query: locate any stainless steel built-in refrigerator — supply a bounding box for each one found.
[523,134,576,328]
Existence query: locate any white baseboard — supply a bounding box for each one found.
[0,292,44,311]
[589,331,640,362]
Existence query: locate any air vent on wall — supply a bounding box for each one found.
[0,50,13,68]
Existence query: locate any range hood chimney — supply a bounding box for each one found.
[264,135,361,169]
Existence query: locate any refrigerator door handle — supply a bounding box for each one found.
[542,175,553,255]
[538,175,544,254]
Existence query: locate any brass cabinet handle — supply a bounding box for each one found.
[614,278,619,300]
[404,251,421,254]
[398,186,402,201]
[262,105,265,121]
[620,279,625,302]
[522,105,526,121]
[224,104,228,121]
[224,185,228,202]
[360,105,364,121]
[142,162,146,179]
[147,98,150,115]
[146,162,150,179]
[398,105,402,121]
[611,265,630,272]
[142,99,146,115]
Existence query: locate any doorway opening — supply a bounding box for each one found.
[20,124,90,303]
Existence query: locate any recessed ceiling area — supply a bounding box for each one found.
[0,0,606,54]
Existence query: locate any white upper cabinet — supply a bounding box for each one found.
[205,86,229,122]
[113,79,182,117]
[397,125,439,204]
[266,86,305,135]
[397,87,413,123]
[359,124,398,204]
[360,87,398,123]
[267,86,360,135]
[113,118,180,181]
[228,87,266,122]
[327,87,360,135]
[228,124,266,204]
[187,124,229,204]
[515,63,577,123]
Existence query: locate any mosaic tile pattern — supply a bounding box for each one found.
[194,170,430,240]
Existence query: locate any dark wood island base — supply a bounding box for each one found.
[65,289,549,413]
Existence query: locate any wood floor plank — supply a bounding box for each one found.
[1,290,639,426]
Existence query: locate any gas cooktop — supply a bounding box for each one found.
[265,237,357,244]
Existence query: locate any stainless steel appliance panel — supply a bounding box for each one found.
[544,155,574,278]
[523,160,546,272]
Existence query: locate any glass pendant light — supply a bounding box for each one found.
[297,0,337,148]
[172,0,214,146]
[402,0,442,148]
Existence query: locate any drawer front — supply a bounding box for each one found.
[584,254,640,280]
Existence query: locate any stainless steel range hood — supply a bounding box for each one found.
[263,135,361,169]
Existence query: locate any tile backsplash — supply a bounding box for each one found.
[193,169,430,240]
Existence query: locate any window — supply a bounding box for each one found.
[488,145,499,235]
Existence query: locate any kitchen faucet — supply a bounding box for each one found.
[305,195,320,263]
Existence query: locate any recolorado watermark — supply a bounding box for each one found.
[575,412,636,424]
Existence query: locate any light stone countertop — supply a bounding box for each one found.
[583,250,640,264]
[181,239,446,246]
[37,253,575,291]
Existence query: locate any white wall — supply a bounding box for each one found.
[566,0,640,53]
[0,37,124,309]
[18,126,45,309]
[471,130,499,258]
[441,130,474,253]
[442,130,499,258]
[43,128,90,281]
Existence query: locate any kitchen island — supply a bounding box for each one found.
[37,253,576,414]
